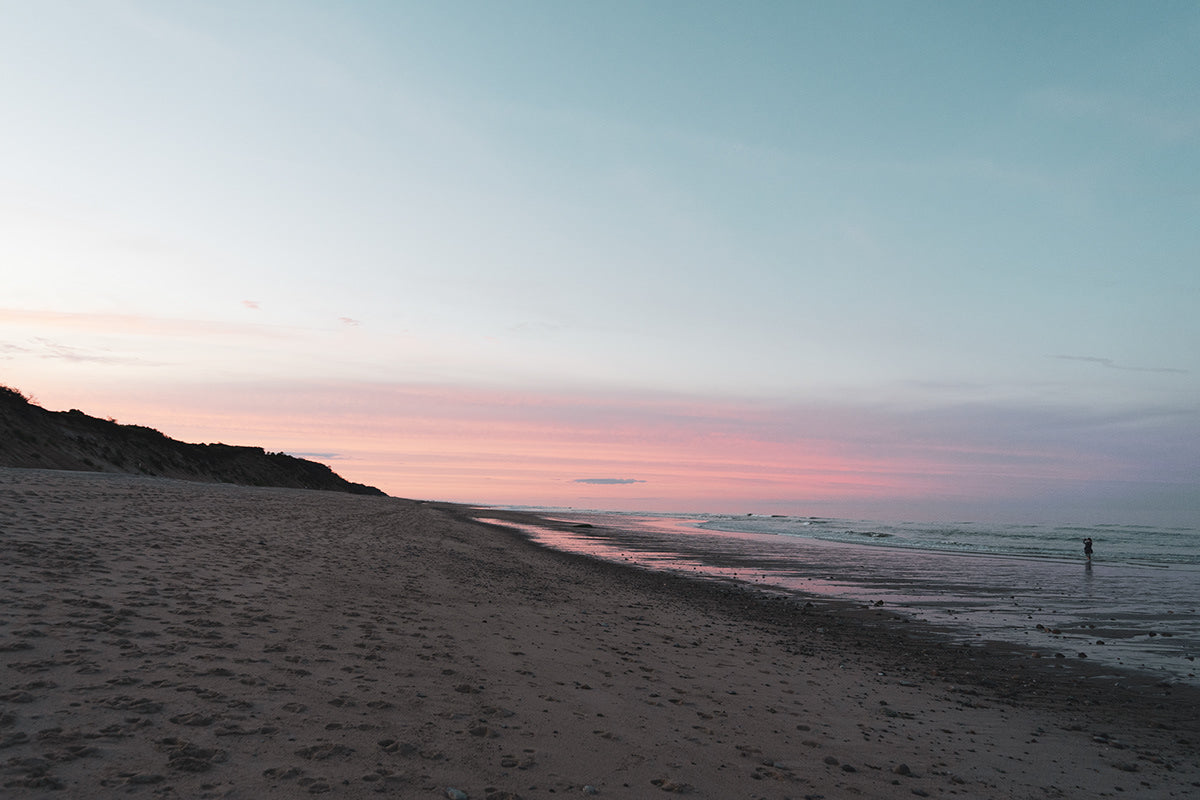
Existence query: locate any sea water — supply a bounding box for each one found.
[483,509,1200,685]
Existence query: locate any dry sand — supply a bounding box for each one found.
[2,468,1198,799]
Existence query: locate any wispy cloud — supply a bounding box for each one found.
[1051,354,1188,375]
[573,478,646,485]
[339,317,361,327]
[0,308,294,340]
[242,300,261,310]
[32,338,153,366]
[0,342,34,357]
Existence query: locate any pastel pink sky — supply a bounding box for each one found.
[9,359,1193,525]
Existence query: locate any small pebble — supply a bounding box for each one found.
[446,789,468,800]
[583,786,600,795]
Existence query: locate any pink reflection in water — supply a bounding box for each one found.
[478,513,1200,686]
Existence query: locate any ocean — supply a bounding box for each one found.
[481,509,1200,685]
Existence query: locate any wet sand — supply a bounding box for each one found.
[2,469,1199,798]
[492,512,1200,684]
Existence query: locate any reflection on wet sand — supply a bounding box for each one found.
[486,512,1200,685]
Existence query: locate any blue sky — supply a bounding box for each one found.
[2,1,1197,525]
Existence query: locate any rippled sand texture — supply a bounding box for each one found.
[2,469,1199,799]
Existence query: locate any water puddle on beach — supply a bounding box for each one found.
[477,512,1200,686]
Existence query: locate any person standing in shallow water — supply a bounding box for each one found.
[1083,537,1093,561]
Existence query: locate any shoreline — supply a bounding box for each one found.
[470,507,1200,686]
[3,469,1199,798]
[449,506,1200,712]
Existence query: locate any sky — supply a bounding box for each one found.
[2,1,1198,526]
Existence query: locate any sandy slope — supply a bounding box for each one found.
[2,468,1198,799]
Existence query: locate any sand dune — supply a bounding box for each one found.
[2,468,1198,798]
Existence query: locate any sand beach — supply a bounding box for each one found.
[2,468,1199,799]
